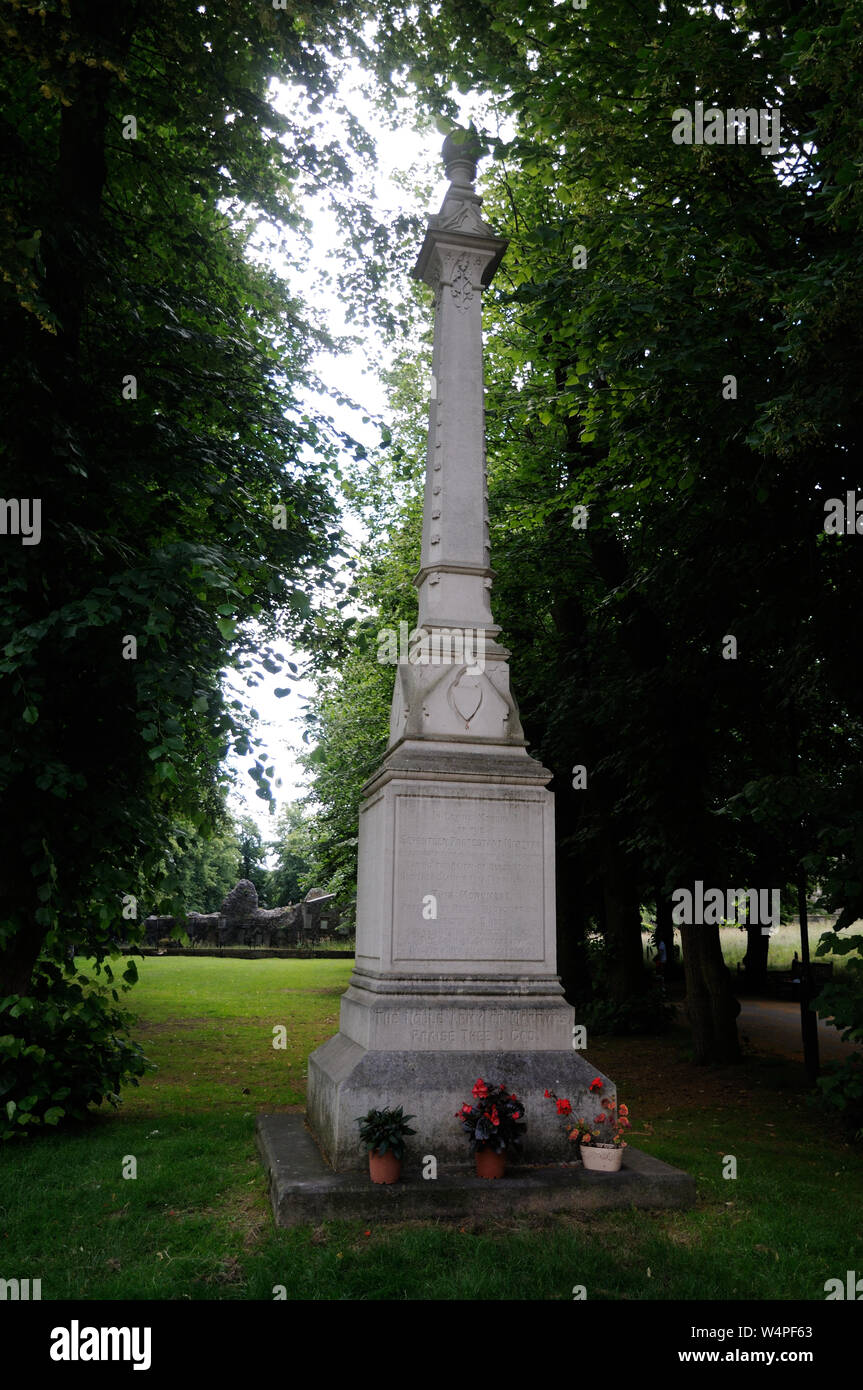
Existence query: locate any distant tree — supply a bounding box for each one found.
[267,803,314,906]
[163,815,241,917]
[235,816,269,905]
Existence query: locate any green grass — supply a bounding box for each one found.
[1,955,861,1300]
[641,922,850,972]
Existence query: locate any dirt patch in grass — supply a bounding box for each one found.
[227,1189,270,1252]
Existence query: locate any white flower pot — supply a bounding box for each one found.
[580,1143,623,1172]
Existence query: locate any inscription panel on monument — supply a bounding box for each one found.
[392,793,545,962]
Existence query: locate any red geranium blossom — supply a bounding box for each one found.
[556,1098,572,1116]
[588,1076,603,1092]
[472,1078,489,1099]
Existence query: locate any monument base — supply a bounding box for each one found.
[257,1115,696,1227]
[307,1036,613,1170]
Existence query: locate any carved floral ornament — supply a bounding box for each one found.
[428,249,490,314]
[450,257,474,314]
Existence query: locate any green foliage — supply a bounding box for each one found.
[0,960,152,1142]
[163,814,245,916]
[0,0,405,1113]
[235,816,270,906]
[813,931,863,1140]
[266,803,314,907]
[0,1,390,1019]
[355,1105,416,1160]
[298,0,863,1058]
[580,938,675,1037]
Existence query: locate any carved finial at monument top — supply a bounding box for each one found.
[441,125,485,188]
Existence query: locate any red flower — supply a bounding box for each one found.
[618,1104,629,1117]
[490,1105,500,1127]
[588,1076,603,1093]
[544,1089,552,1098]
[556,1098,572,1116]
[460,1103,472,1115]
[472,1079,489,1099]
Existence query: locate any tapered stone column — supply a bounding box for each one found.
[307,130,613,1169]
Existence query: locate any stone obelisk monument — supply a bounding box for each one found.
[307,130,612,1168]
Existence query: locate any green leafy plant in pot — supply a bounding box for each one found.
[356,1105,416,1184]
[456,1078,526,1178]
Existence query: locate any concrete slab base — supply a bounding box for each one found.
[257,1114,696,1228]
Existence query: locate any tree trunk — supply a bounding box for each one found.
[680,921,741,1063]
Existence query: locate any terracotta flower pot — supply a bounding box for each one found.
[369,1149,402,1184]
[580,1143,623,1172]
[475,1146,506,1180]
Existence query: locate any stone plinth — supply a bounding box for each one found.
[307,745,612,1170]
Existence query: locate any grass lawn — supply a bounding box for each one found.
[1,955,861,1301]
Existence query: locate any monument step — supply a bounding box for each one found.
[256,1114,696,1229]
